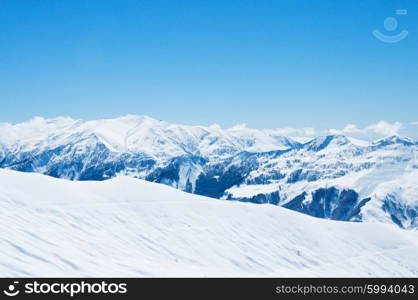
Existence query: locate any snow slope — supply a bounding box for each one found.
[0,170,417,277]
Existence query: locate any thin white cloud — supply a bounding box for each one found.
[227,124,316,137]
[328,128,342,135]
[273,127,316,137]
[330,121,403,137]
[228,123,247,131]
[209,123,222,130]
[225,120,415,142]
[328,124,362,135]
[366,121,403,136]
[342,124,362,134]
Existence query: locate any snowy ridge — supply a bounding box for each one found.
[0,115,300,159]
[1,169,418,277]
[222,135,418,228]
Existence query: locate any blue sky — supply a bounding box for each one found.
[0,0,417,132]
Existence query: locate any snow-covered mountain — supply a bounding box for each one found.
[0,115,298,160]
[0,116,417,229]
[1,169,418,277]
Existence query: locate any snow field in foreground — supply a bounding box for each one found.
[0,170,417,277]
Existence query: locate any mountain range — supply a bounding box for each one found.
[0,115,417,229]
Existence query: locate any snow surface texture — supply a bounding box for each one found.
[1,169,418,277]
[0,116,417,229]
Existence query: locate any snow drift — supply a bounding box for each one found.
[0,170,417,277]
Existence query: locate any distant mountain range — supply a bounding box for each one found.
[1,115,417,229]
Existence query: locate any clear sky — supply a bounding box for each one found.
[0,0,417,131]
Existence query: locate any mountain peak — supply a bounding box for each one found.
[373,135,416,147]
[304,135,352,151]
